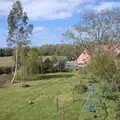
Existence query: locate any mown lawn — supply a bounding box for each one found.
[0,72,116,120]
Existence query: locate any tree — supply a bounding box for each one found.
[51,55,58,63]
[27,48,39,75]
[58,59,67,72]
[43,58,53,73]
[64,8,120,119]
[64,8,120,49]
[116,103,120,120]
[89,52,116,81]
[87,51,120,119]
[7,0,33,83]
[39,56,44,74]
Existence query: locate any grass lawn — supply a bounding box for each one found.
[0,72,116,120]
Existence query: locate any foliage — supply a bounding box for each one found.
[64,8,120,44]
[116,103,120,120]
[64,8,120,118]
[7,0,33,47]
[38,56,44,74]
[16,48,39,81]
[0,55,68,74]
[51,55,58,63]
[7,0,33,83]
[0,66,13,74]
[0,48,13,57]
[73,80,88,94]
[87,51,120,119]
[43,58,53,73]
[88,52,116,81]
[38,56,67,74]
[27,48,39,75]
[38,44,88,60]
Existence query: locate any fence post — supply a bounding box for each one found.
[56,96,59,120]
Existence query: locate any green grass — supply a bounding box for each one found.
[0,72,116,120]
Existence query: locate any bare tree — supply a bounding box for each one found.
[65,8,120,45]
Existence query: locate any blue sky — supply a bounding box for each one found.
[0,0,120,48]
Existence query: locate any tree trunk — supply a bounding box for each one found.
[11,43,18,84]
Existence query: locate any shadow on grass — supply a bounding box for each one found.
[0,74,11,88]
[27,73,75,81]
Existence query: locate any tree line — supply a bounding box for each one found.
[0,44,90,60]
[0,48,13,57]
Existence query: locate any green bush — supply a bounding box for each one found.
[88,53,116,81]
[0,66,13,74]
[73,80,88,94]
[43,58,53,73]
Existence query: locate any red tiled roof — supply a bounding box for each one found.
[75,43,120,64]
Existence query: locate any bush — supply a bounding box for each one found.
[43,58,53,73]
[88,53,117,81]
[57,59,67,72]
[73,80,88,94]
[0,66,13,74]
[21,84,30,88]
[27,48,39,75]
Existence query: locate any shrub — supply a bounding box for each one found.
[57,59,67,72]
[27,48,39,75]
[21,84,30,88]
[73,80,88,94]
[0,66,13,74]
[43,58,53,73]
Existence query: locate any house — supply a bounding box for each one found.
[74,50,91,66]
[74,42,120,66]
[98,43,120,55]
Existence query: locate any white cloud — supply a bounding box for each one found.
[33,27,45,33]
[32,26,48,40]
[0,0,94,20]
[0,0,120,20]
[77,1,120,13]
[93,2,120,11]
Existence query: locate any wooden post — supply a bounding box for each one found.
[61,111,64,120]
[56,96,59,120]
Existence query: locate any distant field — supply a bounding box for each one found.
[0,57,14,67]
[0,56,67,67]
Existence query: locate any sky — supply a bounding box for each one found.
[0,0,120,48]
